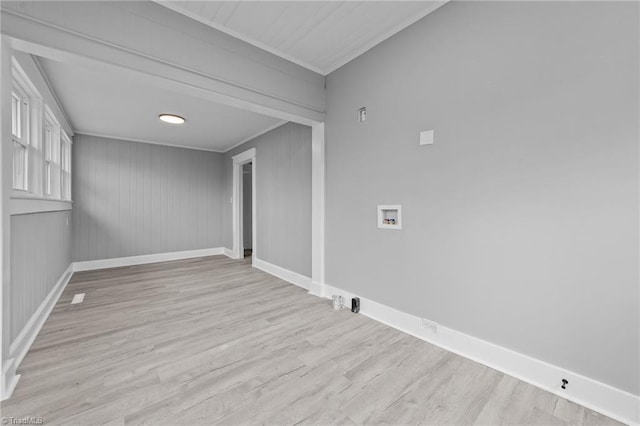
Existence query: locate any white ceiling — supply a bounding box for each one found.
[157,1,448,75]
[37,2,448,151]
[38,57,284,152]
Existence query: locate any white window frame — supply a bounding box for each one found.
[9,55,73,215]
[11,81,30,192]
[44,107,61,200]
[60,130,72,201]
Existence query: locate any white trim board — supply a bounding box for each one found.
[224,121,287,154]
[310,122,325,294]
[2,263,74,401]
[253,257,311,291]
[74,132,224,153]
[1,359,19,403]
[313,283,640,426]
[73,247,226,272]
[232,148,257,261]
[10,198,72,215]
[78,122,290,154]
[232,148,256,165]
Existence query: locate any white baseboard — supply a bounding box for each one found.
[2,263,74,401]
[317,282,639,426]
[308,281,323,297]
[0,358,19,402]
[2,247,229,400]
[223,247,234,259]
[253,257,311,291]
[73,247,225,272]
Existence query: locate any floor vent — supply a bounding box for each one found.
[71,293,85,304]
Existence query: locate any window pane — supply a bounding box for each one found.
[13,141,26,190]
[46,162,51,195]
[63,140,71,172]
[61,173,66,199]
[45,126,53,162]
[60,136,72,200]
[11,94,20,138]
[61,172,71,200]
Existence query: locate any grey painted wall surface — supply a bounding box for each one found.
[224,123,312,277]
[243,163,252,249]
[325,1,639,394]
[10,210,71,342]
[73,135,224,262]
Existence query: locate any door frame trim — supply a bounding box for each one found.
[232,148,256,261]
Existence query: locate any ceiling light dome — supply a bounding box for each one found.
[159,113,185,124]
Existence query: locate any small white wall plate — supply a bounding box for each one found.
[420,130,434,145]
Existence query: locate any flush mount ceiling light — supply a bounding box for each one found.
[158,113,185,125]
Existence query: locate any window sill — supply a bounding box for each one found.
[10,196,72,215]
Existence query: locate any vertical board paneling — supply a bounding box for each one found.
[224,122,312,277]
[10,210,72,342]
[106,140,117,258]
[72,135,224,262]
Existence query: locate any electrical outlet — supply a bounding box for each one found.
[421,318,438,333]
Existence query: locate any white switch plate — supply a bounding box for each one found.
[71,293,85,304]
[420,130,434,145]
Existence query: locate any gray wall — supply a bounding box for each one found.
[73,135,224,262]
[243,163,252,249]
[10,210,72,343]
[224,123,312,277]
[325,1,639,395]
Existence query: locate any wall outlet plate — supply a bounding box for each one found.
[420,130,434,145]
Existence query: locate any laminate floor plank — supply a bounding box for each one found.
[0,255,623,425]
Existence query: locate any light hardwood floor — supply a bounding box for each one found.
[1,256,622,425]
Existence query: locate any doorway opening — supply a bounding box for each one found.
[232,147,256,261]
[241,162,253,259]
